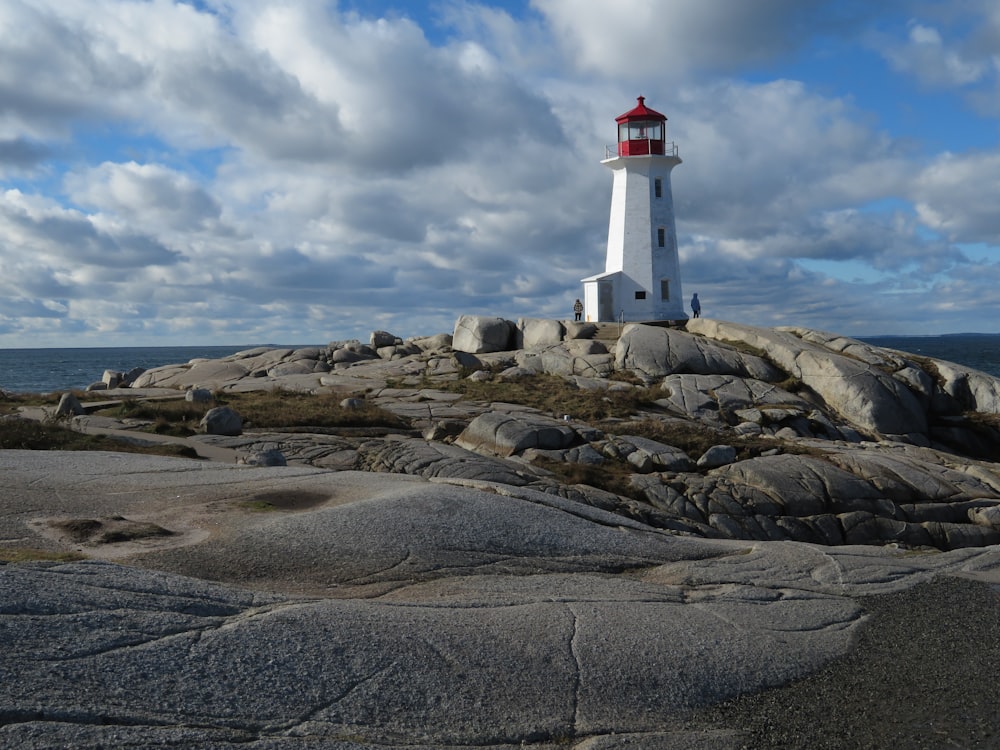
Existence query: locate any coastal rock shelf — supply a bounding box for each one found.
[76,316,1000,551]
[5,316,1000,747]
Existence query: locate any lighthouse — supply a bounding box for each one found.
[581,96,686,323]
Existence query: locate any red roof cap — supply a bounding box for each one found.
[615,95,667,123]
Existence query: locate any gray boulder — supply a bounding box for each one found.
[409,333,453,351]
[598,435,694,472]
[370,330,400,348]
[932,360,1000,415]
[101,370,122,389]
[616,324,781,383]
[456,412,578,457]
[56,392,85,416]
[453,315,514,354]
[516,317,565,349]
[200,406,243,436]
[698,444,737,469]
[564,321,598,340]
[185,388,213,403]
[237,449,287,467]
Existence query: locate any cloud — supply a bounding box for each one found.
[0,138,51,171]
[912,151,1000,243]
[0,189,182,268]
[533,0,895,80]
[65,162,224,232]
[0,0,999,346]
[880,21,988,87]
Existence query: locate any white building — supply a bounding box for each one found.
[582,96,686,323]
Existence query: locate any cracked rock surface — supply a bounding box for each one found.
[4,450,1000,747]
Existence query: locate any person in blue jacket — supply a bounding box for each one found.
[690,293,701,318]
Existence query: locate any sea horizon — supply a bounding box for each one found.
[2,332,1000,395]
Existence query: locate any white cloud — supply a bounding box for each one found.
[912,151,1000,242]
[881,21,987,87]
[0,0,999,346]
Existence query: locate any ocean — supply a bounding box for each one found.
[1,334,999,395]
[0,345,265,394]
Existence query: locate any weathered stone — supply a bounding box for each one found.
[422,420,467,441]
[616,324,781,383]
[688,319,928,435]
[340,397,365,410]
[101,370,122,388]
[516,317,565,349]
[56,392,85,416]
[408,333,453,351]
[200,406,242,436]
[969,504,1000,528]
[456,412,578,457]
[370,330,400,349]
[698,445,737,469]
[498,365,537,380]
[185,388,213,403]
[564,321,598,340]
[237,449,287,467]
[453,351,485,372]
[928,360,1000,415]
[453,315,514,354]
[598,435,694,472]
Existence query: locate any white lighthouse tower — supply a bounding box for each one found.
[582,96,686,323]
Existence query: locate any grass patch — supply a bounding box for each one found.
[0,417,198,458]
[535,456,642,502]
[442,373,665,421]
[0,548,86,563]
[218,390,410,430]
[237,500,279,512]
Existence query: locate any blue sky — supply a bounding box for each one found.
[1,0,1000,347]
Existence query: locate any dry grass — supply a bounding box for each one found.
[534,456,641,501]
[95,389,411,431]
[223,389,409,429]
[0,417,198,458]
[0,548,86,563]
[442,373,666,421]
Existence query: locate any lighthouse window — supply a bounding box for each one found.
[657,228,665,247]
[654,178,662,198]
[661,280,670,300]
[627,121,662,140]
[635,291,646,300]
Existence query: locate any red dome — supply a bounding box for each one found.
[615,95,667,124]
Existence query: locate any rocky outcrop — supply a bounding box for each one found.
[453,314,514,353]
[616,323,782,383]
[68,318,1000,554]
[687,318,929,436]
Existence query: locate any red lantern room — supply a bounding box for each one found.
[615,95,667,156]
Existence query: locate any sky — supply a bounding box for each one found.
[2,0,1000,347]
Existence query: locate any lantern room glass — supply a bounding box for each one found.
[619,120,663,142]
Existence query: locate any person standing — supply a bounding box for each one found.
[690,293,701,318]
[573,299,583,321]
